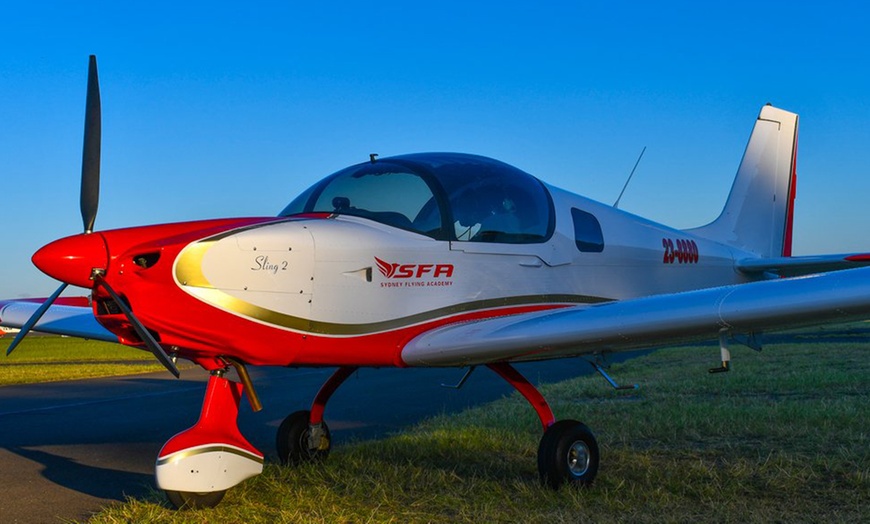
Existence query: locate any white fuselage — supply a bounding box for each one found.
[174,185,757,336]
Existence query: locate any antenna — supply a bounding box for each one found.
[613,146,646,209]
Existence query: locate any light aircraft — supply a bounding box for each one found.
[3,56,870,509]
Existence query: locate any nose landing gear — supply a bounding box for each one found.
[156,372,264,509]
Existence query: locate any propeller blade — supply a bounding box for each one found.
[80,55,101,234]
[95,278,181,378]
[6,283,69,356]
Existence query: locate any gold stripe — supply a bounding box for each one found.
[174,219,295,287]
[156,445,265,466]
[175,241,215,288]
[186,288,609,336]
[175,236,611,336]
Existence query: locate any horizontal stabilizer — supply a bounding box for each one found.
[402,266,870,367]
[0,300,117,342]
[737,253,870,277]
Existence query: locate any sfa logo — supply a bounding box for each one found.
[375,257,454,279]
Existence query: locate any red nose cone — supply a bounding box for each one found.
[32,233,109,289]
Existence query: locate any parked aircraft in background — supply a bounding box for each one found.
[3,56,870,509]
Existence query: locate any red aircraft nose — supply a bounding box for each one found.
[32,233,109,289]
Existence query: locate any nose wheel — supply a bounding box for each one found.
[156,373,264,510]
[165,489,226,510]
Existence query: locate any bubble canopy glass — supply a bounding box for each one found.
[280,153,555,244]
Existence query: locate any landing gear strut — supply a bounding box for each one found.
[487,362,600,488]
[276,366,356,465]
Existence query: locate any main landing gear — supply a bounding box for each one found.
[487,362,600,488]
[276,363,600,489]
[158,362,598,510]
[275,366,356,466]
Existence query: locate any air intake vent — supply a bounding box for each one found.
[133,252,161,269]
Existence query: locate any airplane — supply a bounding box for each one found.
[3,55,870,510]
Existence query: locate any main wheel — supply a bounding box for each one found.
[276,409,331,466]
[537,419,599,489]
[165,489,226,510]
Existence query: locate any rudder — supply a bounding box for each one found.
[688,105,798,258]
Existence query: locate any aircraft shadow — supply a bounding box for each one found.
[9,446,153,501]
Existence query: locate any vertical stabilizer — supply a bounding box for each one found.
[688,105,798,258]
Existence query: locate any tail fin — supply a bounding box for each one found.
[688,105,798,258]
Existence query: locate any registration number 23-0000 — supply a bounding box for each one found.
[662,238,698,264]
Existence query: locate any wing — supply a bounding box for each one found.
[402,266,870,367]
[736,253,870,277]
[0,299,117,342]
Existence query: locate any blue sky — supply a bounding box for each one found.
[3,2,870,298]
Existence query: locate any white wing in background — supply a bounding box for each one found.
[0,300,117,342]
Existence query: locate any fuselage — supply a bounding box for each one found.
[32,153,762,370]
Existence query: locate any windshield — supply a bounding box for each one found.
[280,153,554,243]
[280,162,445,238]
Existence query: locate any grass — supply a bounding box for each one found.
[83,324,869,523]
[0,335,168,385]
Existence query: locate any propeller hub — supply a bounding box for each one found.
[32,233,109,289]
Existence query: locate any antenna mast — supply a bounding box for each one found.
[613,146,646,209]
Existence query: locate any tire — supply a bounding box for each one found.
[537,419,599,489]
[276,410,331,466]
[165,489,226,510]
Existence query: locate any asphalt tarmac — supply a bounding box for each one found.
[0,354,644,523]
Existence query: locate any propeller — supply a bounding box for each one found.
[94,276,180,378]
[81,55,101,234]
[8,55,181,378]
[5,283,68,356]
